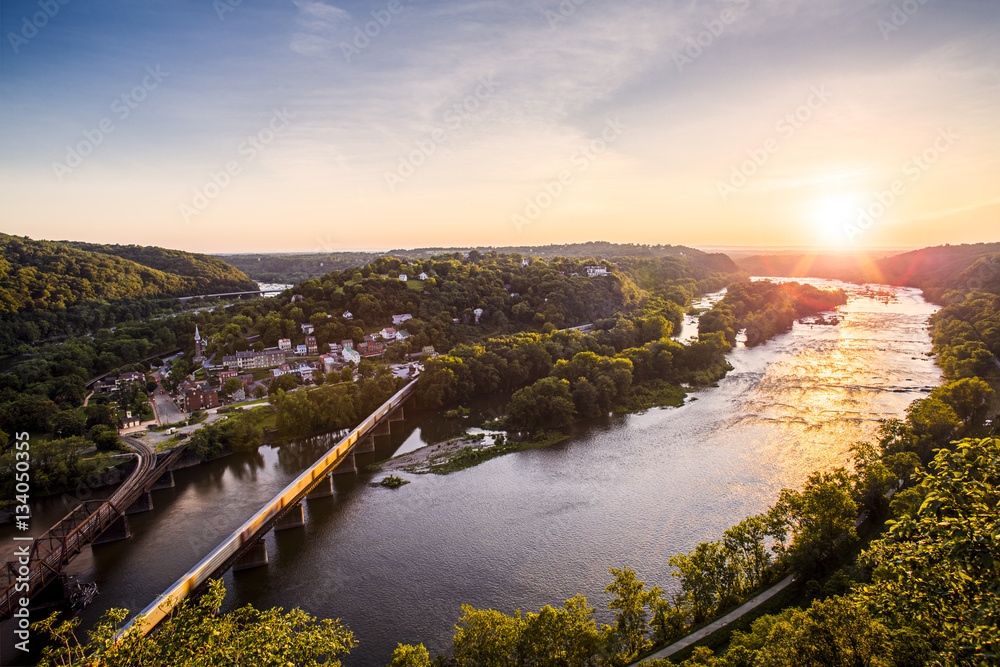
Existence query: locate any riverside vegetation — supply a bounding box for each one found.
[10,241,1000,665]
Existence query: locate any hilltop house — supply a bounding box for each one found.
[418,272,428,280]
[585,265,608,277]
[300,323,315,335]
[398,274,408,282]
[392,314,412,326]
[343,311,353,320]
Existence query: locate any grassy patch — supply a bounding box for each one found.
[620,381,686,412]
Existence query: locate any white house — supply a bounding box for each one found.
[319,354,338,374]
[392,314,412,326]
[380,327,397,340]
[278,338,292,351]
[343,311,353,320]
[300,323,315,334]
[342,348,361,364]
[295,344,308,356]
[418,272,428,280]
[395,329,411,341]
[398,274,408,282]
[585,265,608,277]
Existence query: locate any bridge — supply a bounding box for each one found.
[177,288,285,301]
[116,378,419,640]
[0,438,186,619]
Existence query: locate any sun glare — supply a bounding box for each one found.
[812,194,860,246]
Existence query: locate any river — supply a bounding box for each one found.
[0,279,941,666]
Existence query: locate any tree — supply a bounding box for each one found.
[505,377,576,429]
[605,567,656,660]
[222,377,244,398]
[519,596,602,667]
[929,377,994,421]
[774,469,858,578]
[34,580,355,667]
[268,373,298,396]
[50,409,87,438]
[858,438,1000,662]
[90,424,124,452]
[389,643,432,667]
[669,541,739,623]
[905,398,961,460]
[452,605,522,667]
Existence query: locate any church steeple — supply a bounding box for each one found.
[194,324,201,341]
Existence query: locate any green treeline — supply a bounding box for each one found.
[415,321,733,429]
[385,378,994,666]
[270,370,408,439]
[698,280,848,347]
[930,290,1000,380]
[0,233,255,352]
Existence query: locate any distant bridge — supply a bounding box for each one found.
[177,288,285,301]
[116,378,419,640]
[0,438,186,619]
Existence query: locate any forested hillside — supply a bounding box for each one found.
[0,234,255,352]
[216,243,737,284]
[63,241,257,294]
[737,242,1000,298]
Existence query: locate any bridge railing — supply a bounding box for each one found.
[116,378,418,640]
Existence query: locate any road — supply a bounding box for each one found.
[632,575,796,664]
[151,382,185,425]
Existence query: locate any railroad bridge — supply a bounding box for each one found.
[116,378,418,639]
[0,438,186,619]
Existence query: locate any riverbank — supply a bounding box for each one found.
[378,430,570,475]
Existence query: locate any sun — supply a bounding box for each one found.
[811,194,860,246]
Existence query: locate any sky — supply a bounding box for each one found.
[0,0,998,254]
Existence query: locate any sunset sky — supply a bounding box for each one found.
[1,0,997,254]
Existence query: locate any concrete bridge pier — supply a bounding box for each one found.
[390,406,404,422]
[93,515,131,545]
[234,540,268,571]
[307,475,334,499]
[355,435,375,453]
[374,420,391,437]
[151,470,175,490]
[333,452,357,474]
[275,503,305,531]
[126,491,153,515]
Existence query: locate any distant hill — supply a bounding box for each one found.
[0,234,256,315]
[217,242,736,283]
[737,242,1000,293]
[64,242,257,293]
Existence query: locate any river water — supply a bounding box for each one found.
[1,279,941,666]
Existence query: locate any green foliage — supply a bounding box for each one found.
[0,436,102,503]
[33,579,355,667]
[186,410,266,458]
[89,424,124,452]
[506,377,576,429]
[389,643,433,667]
[773,469,858,578]
[858,438,1000,663]
[698,280,848,347]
